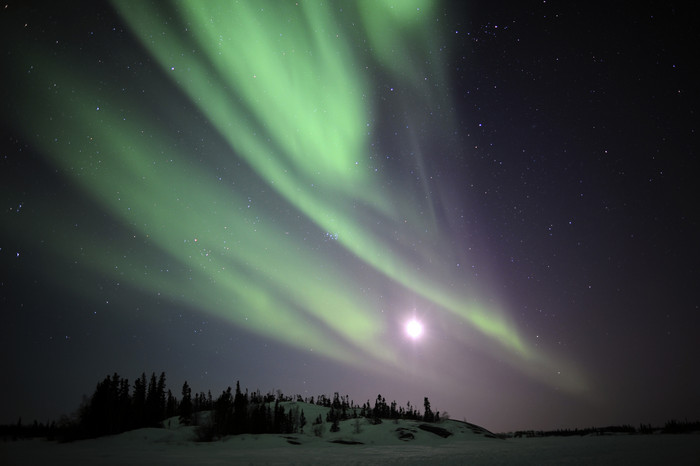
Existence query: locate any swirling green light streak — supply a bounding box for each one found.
[14,72,380,367]
[112,0,528,354]
[7,0,587,392]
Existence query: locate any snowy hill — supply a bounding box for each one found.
[217,401,498,446]
[156,401,498,446]
[2,403,699,465]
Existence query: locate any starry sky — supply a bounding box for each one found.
[1,1,698,432]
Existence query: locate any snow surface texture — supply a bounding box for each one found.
[3,426,699,465]
[2,405,699,465]
[3,433,700,465]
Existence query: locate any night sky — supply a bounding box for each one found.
[1,1,698,433]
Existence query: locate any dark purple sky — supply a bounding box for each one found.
[1,1,698,432]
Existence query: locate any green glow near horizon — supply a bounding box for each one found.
[6,0,587,393]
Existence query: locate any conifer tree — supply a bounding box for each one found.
[132,373,147,428]
[423,397,434,422]
[179,381,193,426]
[300,409,306,434]
[232,381,248,434]
[157,372,167,420]
[312,414,325,437]
[165,390,177,419]
[146,372,159,426]
[117,376,131,432]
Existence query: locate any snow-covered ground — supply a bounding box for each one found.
[2,429,698,465]
[2,406,698,465]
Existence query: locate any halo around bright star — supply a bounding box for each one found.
[405,319,423,339]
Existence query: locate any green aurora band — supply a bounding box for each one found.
[6,0,587,394]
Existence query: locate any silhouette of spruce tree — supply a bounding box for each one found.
[117,376,131,432]
[213,387,234,436]
[145,372,165,426]
[423,397,434,422]
[132,373,147,428]
[232,381,248,434]
[165,389,177,419]
[157,372,167,421]
[179,381,193,426]
[299,409,306,433]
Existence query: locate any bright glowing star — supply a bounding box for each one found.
[406,319,423,339]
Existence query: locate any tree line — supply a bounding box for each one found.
[3,370,699,441]
[1,371,444,441]
[505,418,700,438]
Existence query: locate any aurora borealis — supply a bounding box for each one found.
[2,1,698,432]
